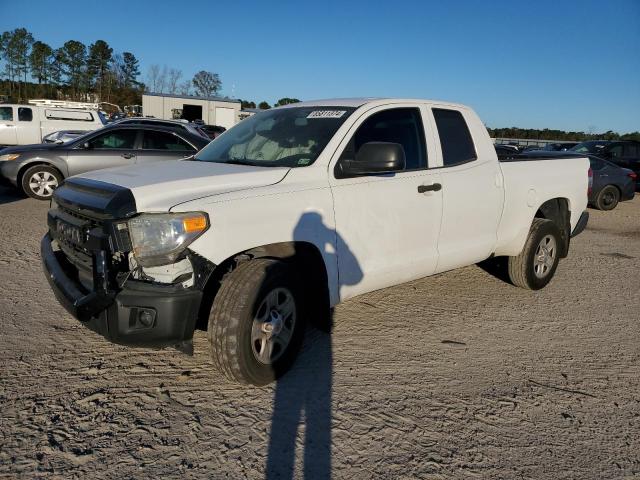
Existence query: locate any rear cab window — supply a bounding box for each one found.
[18,107,32,122]
[432,108,477,167]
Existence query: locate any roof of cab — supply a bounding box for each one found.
[278,97,469,109]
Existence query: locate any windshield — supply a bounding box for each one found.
[569,141,610,153]
[194,106,355,167]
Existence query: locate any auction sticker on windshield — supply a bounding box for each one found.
[307,110,346,119]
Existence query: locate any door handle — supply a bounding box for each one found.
[121,153,135,159]
[417,183,442,193]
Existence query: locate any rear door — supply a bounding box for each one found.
[428,107,504,273]
[0,106,17,145]
[135,129,199,164]
[66,128,139,176]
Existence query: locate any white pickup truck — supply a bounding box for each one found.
[42,98,590,385]
[0,104,104,146]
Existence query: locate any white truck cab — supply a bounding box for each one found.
[0,103,104,146]
[42,98,590,385]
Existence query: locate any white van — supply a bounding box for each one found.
[0,104,105,146]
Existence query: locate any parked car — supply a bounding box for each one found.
[588,155,636,210]
[571,141,640,190]
[0,123,209,200]
[494,144,520,159]
[116,118,211,141]
[541,142,578,151]
[41,98,590,386]
[42,130,88,144]
[0,104,105,146]
[198,124,227,139]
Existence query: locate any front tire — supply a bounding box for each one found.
[594,185,620,211]
[207,258,305,386]
[508,218,562,290]
[21,165,62,200]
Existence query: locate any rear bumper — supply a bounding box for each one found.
[41,233,205,349]
[571,211,589,238]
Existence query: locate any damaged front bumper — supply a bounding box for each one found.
[41,233,211,353]
[40,177,215,353]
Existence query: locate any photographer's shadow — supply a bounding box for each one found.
[266,212,362,479]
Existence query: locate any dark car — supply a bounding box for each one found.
[198,124,227,140]
[588,155,636,210]
[0,123,209,200]
[541,142,578,151]
[571,140,640,190]
[115,117,212,141]
[494,144,520,159]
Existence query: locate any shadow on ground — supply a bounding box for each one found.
[0,185,24,205]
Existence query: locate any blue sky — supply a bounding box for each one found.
[1,0,638,132]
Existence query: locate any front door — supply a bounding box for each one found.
[329,106,443,301]
[0,106,17,145]
[66,128,139,176]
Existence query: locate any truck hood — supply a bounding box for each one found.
[72,160,290,211]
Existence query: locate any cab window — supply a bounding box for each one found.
[18,107,32,122]
[433,108,477,167]
[340,108,427,172]
[88,129,138,149]
[0,107,13,121]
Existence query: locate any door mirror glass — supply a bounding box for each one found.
[342,142,406,176]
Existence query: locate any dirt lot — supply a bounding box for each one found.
[0,185,639,480]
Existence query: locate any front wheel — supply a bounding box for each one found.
[508,218,562,290]
[21,165,62,200]
[207,258,305,385]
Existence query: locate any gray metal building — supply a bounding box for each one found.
[142,93,242,129]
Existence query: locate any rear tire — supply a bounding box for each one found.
[508,218,562,290]
[207,258,305,386]
[594,185,620,211]
[21,165,62,200]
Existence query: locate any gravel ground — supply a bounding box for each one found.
[0,185,639,479]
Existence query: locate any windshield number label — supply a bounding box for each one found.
[307,110,346,119]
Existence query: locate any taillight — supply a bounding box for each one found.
[629,172,638,180]
[588,167,593,195]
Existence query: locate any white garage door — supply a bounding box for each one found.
[215,107,236,129]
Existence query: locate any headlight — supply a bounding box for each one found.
[0,153,20,161]
[128,212,209,267]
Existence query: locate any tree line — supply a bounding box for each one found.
[488,126,640,142]
[239,97,301,110]
[0,27,225,109]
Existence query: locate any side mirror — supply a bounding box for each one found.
[341,142,406,176]
[54,139,64,145]
[82,141,91,150]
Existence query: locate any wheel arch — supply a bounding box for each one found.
[195,241,331,332]
[17,161,65,189]
[533,197,571,257]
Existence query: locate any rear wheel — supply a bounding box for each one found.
[21,165,62,200]
[207,258,305,385]
[508,218,562,290]
[595,185,620,211]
